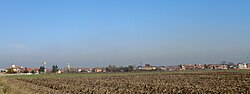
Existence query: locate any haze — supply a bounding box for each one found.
[0,0,250,68]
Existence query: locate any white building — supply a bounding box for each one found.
[238,63,247,69]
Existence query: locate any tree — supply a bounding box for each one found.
[52,65,59,73]
[119,66,129,72]
[39,66,45,73]
[106,65,117,72]
[212,65,216,70]
[31,70,36,74]
[128,65,134,71]
[204,64,208,69]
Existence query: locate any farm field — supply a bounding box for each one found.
[1,70,250,94]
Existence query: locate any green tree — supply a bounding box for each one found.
[31,70,36,74]
[39,66,45,73]
[128,65,134,71]
[52,65,59,73]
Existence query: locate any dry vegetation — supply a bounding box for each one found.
[3,71,250,94]
[0,76,33,94]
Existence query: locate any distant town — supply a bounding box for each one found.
[0,61,250,75]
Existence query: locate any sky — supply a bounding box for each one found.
[0,0,250,68]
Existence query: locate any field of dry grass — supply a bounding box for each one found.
[1,70,250,94]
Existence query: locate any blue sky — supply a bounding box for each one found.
[0,0,250,68]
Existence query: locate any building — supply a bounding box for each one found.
[93,68,106,72]
[195,64,205,69]
[216,65,228,70]
[138,64,157,71]
[165,66,182,71]
[183,64,195,70]
[78,68,93,73]
[5,65,26,74]
[238,63,247,69]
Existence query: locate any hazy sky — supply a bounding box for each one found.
[0,0,250,68]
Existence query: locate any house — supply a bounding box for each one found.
[138,64,157,71]
[215,65,228,70]
[26,68,32,73]
[5,65,25,74]
[57,70,62,74]
[165,66,182,71]
[194,64,205,69]
[33,68,40,74]
[183,64,195,70]
[228,64,237,69]
[205,64,227,70]
[63,67,79,73]
[144,66,157,70]
[238,63,247,69]
[93,68,106,72]
[206,64,216,69]
[159,66,167,71]
[78,68,93,73]
[137,66,143,70]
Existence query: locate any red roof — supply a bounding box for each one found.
[26,68,33,72]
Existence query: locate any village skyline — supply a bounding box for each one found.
[0,57,249,68]
[1,60,250,75]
